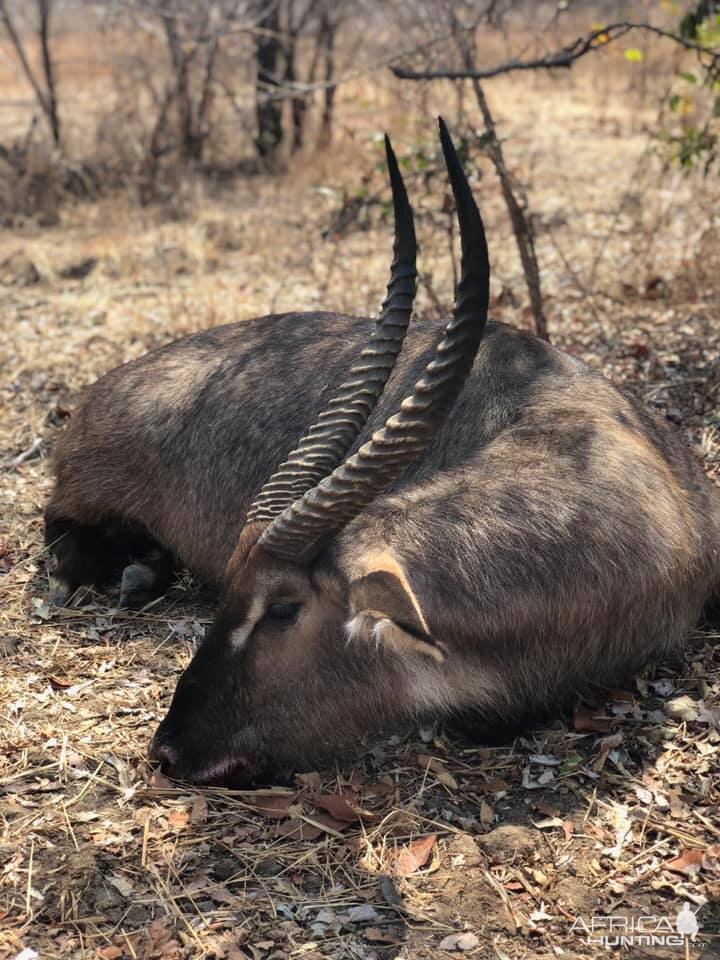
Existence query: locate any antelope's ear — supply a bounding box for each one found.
[347,558,446,662]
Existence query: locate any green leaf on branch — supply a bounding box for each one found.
[624,47,644,62]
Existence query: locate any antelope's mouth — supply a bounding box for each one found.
[193,756,255,788]
[149,736,257,788]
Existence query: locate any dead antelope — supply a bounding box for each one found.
[146,121,720,785]
[45,122,720,786]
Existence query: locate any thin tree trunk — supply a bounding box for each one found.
[319,11,336,144]
[283,27,306,152]
[255,3,284,164]
[140,85,175,204]
[0,0,60,146]
[37,0,59,146]
[453,23,548,340]
[163,10,198,164]
[193,36,219,163]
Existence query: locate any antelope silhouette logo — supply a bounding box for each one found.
[676,903,700,942]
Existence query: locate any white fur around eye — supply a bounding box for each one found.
[229,596,266,650]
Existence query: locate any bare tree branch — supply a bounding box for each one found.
[37,0,59,145]
[447,16,548,340]
[392,20,720,82]
[0,0,60,145]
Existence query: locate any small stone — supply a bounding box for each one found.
[345,904,378,924]
[438,932,479,951]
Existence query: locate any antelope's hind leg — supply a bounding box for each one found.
[45,517,125,605]
[45,516,175,608]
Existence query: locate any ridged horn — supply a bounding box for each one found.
[258,117,490,563]
[246,135,417,524]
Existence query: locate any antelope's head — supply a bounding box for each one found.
[150,121,490,785]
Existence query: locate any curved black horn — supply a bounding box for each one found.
[258,117,490,563]
[246,135,417,524]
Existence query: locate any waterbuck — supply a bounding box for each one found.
[145,122,720,785]
[45,122,719,786]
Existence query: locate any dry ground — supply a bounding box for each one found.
[2,27,720,960]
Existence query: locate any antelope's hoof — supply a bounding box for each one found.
[119,562,156,609]
[49,575,72,606]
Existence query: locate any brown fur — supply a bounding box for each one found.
[123,318,720,784]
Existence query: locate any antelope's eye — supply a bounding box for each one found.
[266,602,300,621]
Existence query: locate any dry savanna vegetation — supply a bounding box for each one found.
[1,1,720,958]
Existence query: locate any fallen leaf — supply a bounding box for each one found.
[664,696,699,723]
[563,820,575,841]
[107,874,133,898]
[73,810,100,823]
[592,731,624,771]
[438,932,479,951]
[345,769,366,791]
[532,816,565,830]
[47,675,74,690]
[365,780,395,797]
[394,834,436,877]
[273,813,348,841]
[312,812,351,835]
[669,795,691,820]
[273,818,322,841]
[584,823,607,841]
[478,778,509,794]
[190,795,208,824]
[184,877,211,896]
[364,927,400,944]
[251,795,294,819]
[479,800,494,826]
[207,883,238,906]
[573,706,612,733]
[698,702,720,725]
[522,766,555,789]
[313,792,373,822]
[664,848,704,877]
[167,808,190,831]
[295,771,322,791]
[417,754,458,790]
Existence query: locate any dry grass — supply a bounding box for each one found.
[2,21,720,960]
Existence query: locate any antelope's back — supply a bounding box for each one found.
[48,314,720,588]
[48,312,374,576]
